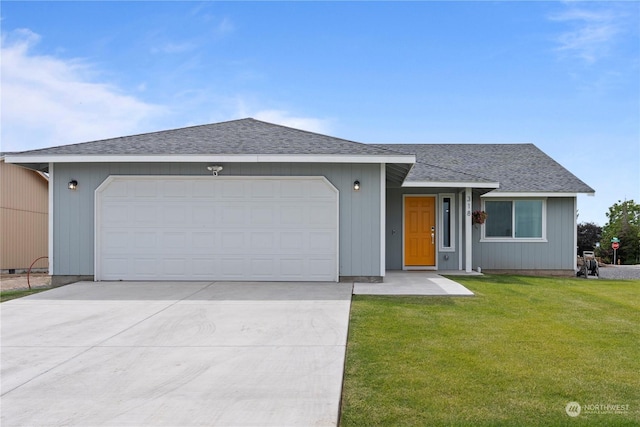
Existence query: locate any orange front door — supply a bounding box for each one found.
[404,196,436,266]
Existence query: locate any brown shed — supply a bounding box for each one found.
[0,156,49,272]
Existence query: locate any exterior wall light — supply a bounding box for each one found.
[68,180,78,190]
[353,180,360,191]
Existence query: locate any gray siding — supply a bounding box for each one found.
[385,189,575,272]
[52,162,381,278]
[473,197,576,270]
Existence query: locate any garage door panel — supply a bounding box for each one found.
[192,258,216,275]
[309,232,335,251]
[221,258,245,277]
[162,258,187,276]
[103,231,129,249]
[250,259,275,277]
[281,232,304,250]
[280,258,304,277]
[308,180,335,199]
[133,258,157,275]
[133,232,157,249]
[221,232,245,251]
[162,206,187,224]
[250,232,276,250]
[191,206,216,225]
[279,181,304,198]
[162,232,187,250]
[308,205,337,226]
[221,181,245,198]
[163,181,188,198]
[280,206,305,226]
[309,259,335,277]
[134,181,158,197]
[103,204,129,223]
[97,177,338,281]
[102,180,129,197]
[251,181,276,198]
[250,206,275,225]
[192,233,218,249]
[102,258,129,277]
[134,205,157,224]
[221,206,246,225]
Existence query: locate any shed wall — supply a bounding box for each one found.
[0,161,48,270]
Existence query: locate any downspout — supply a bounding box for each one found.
[465,187,472,273]
[48,162,54,276]
[573,197,578,272]
[380,163,386,277]
[458,191,463,271]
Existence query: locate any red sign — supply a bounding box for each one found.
[612,242,620,250]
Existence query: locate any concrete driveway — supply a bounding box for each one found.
[1,281,352,427]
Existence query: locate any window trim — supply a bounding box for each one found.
[438,193,456,252]
[480,198,548,243]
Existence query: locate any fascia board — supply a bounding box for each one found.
[255,154,415,163]
[4,154,416,165]
[481,191,580,198]
[402,181,500,189]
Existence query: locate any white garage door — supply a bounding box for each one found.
[95,176,338,282]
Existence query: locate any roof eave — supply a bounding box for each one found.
[4,153,416,165]
[481,191,594,197]
[402,181,500,189]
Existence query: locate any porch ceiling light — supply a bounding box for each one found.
[353,180,360,191]
[68,180,78,190]
[207,165,223,176]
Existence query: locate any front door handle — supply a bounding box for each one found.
[431,233,435,244]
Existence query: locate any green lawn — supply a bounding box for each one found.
[0,288,49,302]
[340,275,640,426]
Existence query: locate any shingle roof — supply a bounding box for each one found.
[8,118,593,193]
[376,143,594,193]
[15,118,399,157]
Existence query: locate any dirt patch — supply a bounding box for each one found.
[0,274,51,291]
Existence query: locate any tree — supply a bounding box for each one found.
[599,200,640,264]
[577,222,601,255]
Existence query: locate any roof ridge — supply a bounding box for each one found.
[14,118,256,154]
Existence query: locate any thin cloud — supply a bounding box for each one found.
[0,29,165,151]
[253,110,332,135]
[151,41,197,54]
[549,6,621,63]
[226,97,333,135]
[216,17,234,35]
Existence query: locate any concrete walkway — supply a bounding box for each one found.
[1,281,352,427]
[354,271,476,296]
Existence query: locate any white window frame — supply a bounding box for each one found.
[438,193,456,252]
[480,198,548,243]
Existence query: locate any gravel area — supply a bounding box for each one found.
[0,274,51,291]
[597,265,640,280]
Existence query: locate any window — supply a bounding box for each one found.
[483,199,545,240]
[439,194,455,251]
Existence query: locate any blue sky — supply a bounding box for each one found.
[1,1,638,226]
